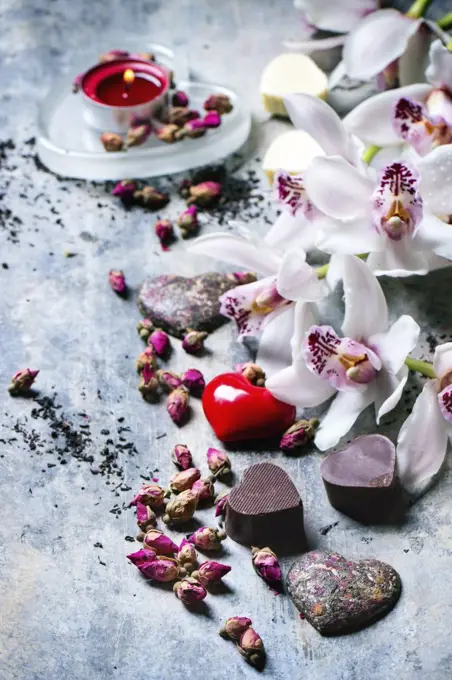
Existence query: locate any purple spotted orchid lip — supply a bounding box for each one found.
[371,162,423,242]
[273,170,316,218]
[393,97,452,158]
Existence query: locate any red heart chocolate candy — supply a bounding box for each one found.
[202,373,296,442]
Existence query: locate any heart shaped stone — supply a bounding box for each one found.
[320,434,400,524]
[287,550,401,636]
[225,462,306,554]
[137,272,255,338]
[202,373,296,442]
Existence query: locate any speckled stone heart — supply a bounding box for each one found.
[287,550,401,636]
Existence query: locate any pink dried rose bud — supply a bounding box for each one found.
[169,467,201,493]
[172,444,193,470]
[192,560,231,586]
[138,365,160,402]
[179,178,192,197]
[127,548,157,567]
[173,577,207,604]
[112,179,137,203]
[8,368,39,396]
[154,218,174,246]
[183,119,207,138]
[280,418,319,452]
[203,111,222,128]
[251,546,283,592]
[207,447,231,478]
[235,362,266,387]
[214,491,230,518]
[204,93,233,115]
[238,628,266,670]
[125,124,153,148]
[157,369,182,393]
[167,107,200,126]
[176,538,197,572]
[177,205,198,239]
[136,318,154,342]
[99,49,129,63]
[230,272,257,285]
[167,387,190,426]
[186,181,222,207]
[108,269,126,294]
[188,526,227,551]
[135,346,157,373]
[143,529,178,555]
[129,483,166,508]
[172,90,189,107]
[100,132,123,152]
[219,616,252,641]
[139,556,180,582]
[136,501,157,531]
[192,477,215,504]
[148,329,170,357]
[156,123,180,143]
[133,185,169,209]
[182,329,208,354]
[163,489,197,525]
[181,368,205,396]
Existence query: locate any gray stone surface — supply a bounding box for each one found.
[1,1,452,679]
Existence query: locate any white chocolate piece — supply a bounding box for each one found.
[262,129,324,185]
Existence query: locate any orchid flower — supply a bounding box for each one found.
[392,96,452,157]
[397,343,452,492]
[267,255,420,451]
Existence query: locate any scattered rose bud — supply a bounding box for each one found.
[214,491,229,518]
[125,124,152,148]
[143,529,178,555]
[182,329,208,354]
[238,627,266,670]
[235,362,266,387]
[169,467,201,493]
[167,107,200,126]
[129,483,166,508]
[163,489,198,525]
[156,124,180,143]
[183,119,207,138]
[186,181,222,207]
[108,269,126,294]
[138,365,160,402]
[149,329,170,357]
[154,218,174,246]
[207,447,231,478]
[231,271,257,284]
[174,577,207,603]
[219,616,252,641]
[112,179,137,203]
[203,111,222,128]
[136,318,154,342]
[8,368,39,396]
[181,368,205,396]
[133,186,169,209]
[251,546,283,593]
[136,501,157,531]
[204,93,233,115]
[192,477,215,504]
[179,179,192,197]
[188,526,227,551]
[192,560,231,586]
[172,91,189,107]
[127,548,157,567]
[157,369,182,392]
[176,538,197,572]
[72,72,83,93]
[139,556,180,582]
[99,49,129,63]
[100,132,123,152]
[172,444,193,470]
[280,418,319,452]
[167,388,190,426]
[177,205,199,239]
[135,346,157,373]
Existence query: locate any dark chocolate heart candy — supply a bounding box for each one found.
[287,550,401,636]
[320,434,400,524]
[225,462,306,554]
[137,272,256,338]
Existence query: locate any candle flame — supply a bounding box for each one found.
[123,69,135,86]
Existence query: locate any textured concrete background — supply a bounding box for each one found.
[1,1,452,679]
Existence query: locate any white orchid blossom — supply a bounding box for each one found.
[267,255,420,451]
[397,343,452,492]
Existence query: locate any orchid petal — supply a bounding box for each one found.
[266,362,335,408]
[314,386,377,451]
[397,380,449,489]
[341,255,388,340]
[433,342,452,380]
[418,146,452,216]
[290,300,316,362]
[294,0,377,33]
[264,211,317,252]
[325,254,345,291]
[366,239,429,277]
[369,315,420,375]
[426,40,452,92]
[375,366,408,422]
[316,216,383,255]
[188,234,280,276]
[398,22,434,87]
[284,35,347,52]
[425,88,452,126]
[256,306,295,378]
[414,214,452,258]
[276,250,325,302]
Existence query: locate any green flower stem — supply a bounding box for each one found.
[437,12,452,30]
[406,0,432,19]
[404,357,437,378]
[362,145,381,165]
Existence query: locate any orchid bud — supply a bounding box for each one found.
[188,526,227,551]
[186,181,222,207]
[157,369,182,392]
[167,107,200,126]
[207,447,231,478]
[126,548,157,567]
[179,179,192,197]
[125,124,152,148]
[154,218,174,246]
[72,72,83,93]
[172,444,193,470]
[172,91,189,107]
[173,577,207,604]
[203,111,222,128]
[169,467,201,493]
[235,362,266,387]
[204,93,233,114]
[182,329,208,354]
[136,501,157,531]
[135,345,157,373]
[133,185,169,209]
[112,179,137,203]
[139,556,180,582]
[8,368,39,395]
[181,368,205,396]
[100,132,123,152]
[219,616,252,641]
[136,318,154,342]
[192,560,231,586]
[192,477,215,504]
[129,484,166,508]
[214,491,229,518]
[143,529,178,555]
[176,538,197,572]
[156,124,180,143]
[183,119,207,138]
[177,205,199,239]
[251,546,283,592]
[163,489,197,525]
[149,329,170,357]
[167,388,190,425]
[238,628,266,669]
[108,269,126,294]
[280,418,319,452]
[138,365,160,402]
[99,49,129,63]
[231,271,257,284]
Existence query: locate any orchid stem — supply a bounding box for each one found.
[437,12,452,30]
[406,0,432,19]
[362,145,381,165]
[404,357,437,378]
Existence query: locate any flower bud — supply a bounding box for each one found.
[181,368,205,396]
[214,491,229,518]
[136,501,157,530]
[138,365,160,402]
[133,185,169,209]
[108,269,126,294]
[188,526,227,551]
[192,477,215,504]
[135,346,157,373]
[129,483,166,508]
[156,124,180,143]
[172,91,189,107]
[238,628,266,669]
[143,529,178,555]
[192,560,231,586]
[154,218,174,246]
[125,124,152,148]
[100,132,123,152]
[231,271,257,284]
[183,119,207,138]
[280,418,319,452]
[139,556,180,582]
[173,577,207,603]
[112,179,137,203]
[167,388,190,425]
[172,444,193,470]
[167,107,200,126]
[127,548,157,567]
[219,616,252,641]
[169,467,201,493]
[186,181,222,207]
[136,318,154,342]
[204,93,233,115]
[149,329,170,357]
[203,111,222,128]
[99,49,129,63]
[163,489,197,525]
[157,369,182,392]
[177,205,199,239]
[207,447,231,478]
[8,368,39,395]
[235,362,266,387]
[176,538,197,572]
[182,329,208,354]
[179,179,192,197]
[251,546,282,592]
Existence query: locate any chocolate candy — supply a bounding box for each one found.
[225,462,306,554]
[320,434,402,524]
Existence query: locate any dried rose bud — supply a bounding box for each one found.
[127,548,157,567]
[8,368,39,396]
[176,538,197,572]
[112,179,137,203]
[154,218,174,246]
[129,483,166,508]
[207,447,231,478]
[136,501,157,531]
[136,318,154,342]
[192,477,215,504]
[72,72,84,93]
[238,627,266,669]
[203,111,222,128]
[108,269,126,294]
[167,388,190,426]
[186,181,222,207]
[173,577,207,603]
[125,124,152,148]
[192,560,231,586]
[179,179,192,197]
[177,205,199,239]
[99,49,129,63]
[163,489,197,525]
[139,556,180,582]
[135,346,157,373]
[251,546,283,592]
[181,368,205,396]
[169,467,201,493]
[183,119,206,138]
[214,491,230,518]
[219,616,252,641]
[235,362,266,387]
[172,91,189,107]
[204,93,233,115]
[172,444,193,470]
[143,529,178,555]
[156,124,180,143]
[133,186,169,209]
[182,329,208,354]
[188,526,226,551]
[100,132,123,152]
[167,107,200,126]
[231,271,257,284]
[157,369,182,393]
[138,365,160,402]
[148,329,170,357]
[280,418,319,452]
